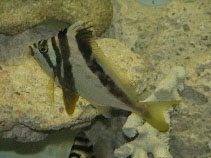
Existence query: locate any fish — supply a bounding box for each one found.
[69,131,95,158]
[29,21,180,132]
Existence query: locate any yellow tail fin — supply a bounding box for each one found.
[140,100,180,132]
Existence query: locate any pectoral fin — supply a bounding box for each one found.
[140,100,180,132]
[62,88,79,115]
[47,77,55,106]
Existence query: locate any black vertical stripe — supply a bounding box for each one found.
[57,29,77,92]
[75,27,133,105]
[33,43,37,48]
[74,136,90,143]
[91,59,132,105]
[38,40,55,69]
[51,36,62,82]
[69,152,81,158]
[69,132,95,158]
[42,53,54,68]
[72,145,93,153]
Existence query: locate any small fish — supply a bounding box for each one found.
[69,132,95,158]
[29,21,179,132]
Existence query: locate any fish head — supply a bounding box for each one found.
[29,39,57,77]
[29,40,48,62]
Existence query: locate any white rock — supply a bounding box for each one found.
[122,113,144,138]
[143,66,185,102]
[115,66,185,158]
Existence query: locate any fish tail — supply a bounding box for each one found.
[139,100,180,132]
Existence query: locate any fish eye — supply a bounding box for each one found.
[38,40,48,54]
[40,46,47,52]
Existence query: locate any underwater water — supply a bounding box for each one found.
[136,0,172,6]
[0,0,211,158]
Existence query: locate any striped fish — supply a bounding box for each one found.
[29,21,179,132]
[69,132,95,158]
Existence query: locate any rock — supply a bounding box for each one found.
[102,0,211,157]
[1,0,210,157]
[0,0,113,36]
[144,66,185,102]
[115,66,185,158]
[0,38,147,142]
[0,0,113,62]
[178,85,208,105]
[122,113,144,138]
[0,129,78,158]
[115,121,172,158]
[85,112,129,158]
[0,23,64,61]
[0,125,48,142]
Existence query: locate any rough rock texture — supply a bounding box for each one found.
[0,38,147,142]
[0,129,78,158]
[0,0,112,36]
[101,0,211,157]
[115,114,172,158]
[0,1,210,158]
[0,23,64,61]
[114,66,185,158]
[0,0,113,61]
[85,112,129,158]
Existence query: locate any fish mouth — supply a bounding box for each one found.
[29,46,34,56]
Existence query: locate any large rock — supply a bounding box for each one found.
[114,66,185,158]
[102,0,211,158]
[0,38,147,142]
[0,0,113,36]
[0,0,210,157]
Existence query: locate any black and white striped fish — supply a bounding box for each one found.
[29,21,179,132]
[69,132,95,158]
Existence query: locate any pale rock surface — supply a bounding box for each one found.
[115,122,172,158]
[143,66,185,102]
[0,38,147,142]
[0,129,78,158]
[0,0,210,157]
[0,0,112,36]
[102,0,211,157]
[122,113,144,138]
[115,66,185,158]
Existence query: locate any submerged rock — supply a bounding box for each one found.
[114,66,185,158]
[103,0,211,157]
[0,129,78,158]
[0,38,147,142]
[0,0,113,36]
